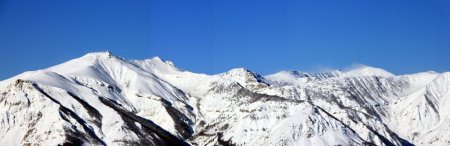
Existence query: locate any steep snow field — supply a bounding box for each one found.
[0,51,449,146]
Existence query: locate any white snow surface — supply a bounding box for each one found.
[0,51,449,146]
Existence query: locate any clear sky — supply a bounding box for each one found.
[0,0,449,80]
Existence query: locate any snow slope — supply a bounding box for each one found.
[0,51,449,146]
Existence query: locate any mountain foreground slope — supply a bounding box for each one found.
[1,52,449,146]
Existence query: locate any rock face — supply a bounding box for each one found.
[0,52,449,146]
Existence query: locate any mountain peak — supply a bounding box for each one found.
[222,68,260,79]
[227,68,251,73]
[342,65,394,77]
[264,70,310,85]
[82,50,116,60]
[265,70,308,79]
[140,56,175,67]
[220,68,269,87]
[149,56,163,61]
[41,51,133,79]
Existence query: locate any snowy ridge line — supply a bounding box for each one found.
[312,105,369,144]
[31,80,105,145]
[98,97,190,146]
[1,51,449,146]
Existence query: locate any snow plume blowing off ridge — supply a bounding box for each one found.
[0,51,449,146]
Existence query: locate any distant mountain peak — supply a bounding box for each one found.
[342,65,394,77]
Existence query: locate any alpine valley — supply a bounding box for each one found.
[1,52,449,146]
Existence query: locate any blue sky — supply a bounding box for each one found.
[0,0,449,80]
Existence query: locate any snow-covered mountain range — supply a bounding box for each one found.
[1,51,449,146]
